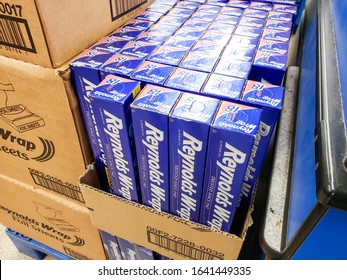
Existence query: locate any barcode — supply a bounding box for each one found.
[63,246,91,260]
[110,0,147,21]
[147,231,223,260]
[29,170,84,203]
[0,14,36,52]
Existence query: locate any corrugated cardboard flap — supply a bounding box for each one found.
[80,167,247,260]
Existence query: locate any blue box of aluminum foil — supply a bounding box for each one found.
[174,27,205,40]
[200,31,231,45]
[146,3,172,14]
[220,6,244,17]
[199,102,262,232]
[162,35,196,50]
[230,80,284,235]
[242,8,268,19]
[130,61,175,86]
[99,230,123,260]
[70,49,114,189]
[250,50,288,85]
[267,11,293,22]
[227,0,250,9]
[136,30,171,45]
[135,10,163,22]
[229,35,259,49]
[273,4,298,15]
[238,16,265,28]
[249,1,273,11]
[197,4,221,14]
[165,67,210,94]
[207,22,236,35]
[89,75,141,202]
[157,15,186,27]
[99,53,144,79]
[110,27,143,41]
[190,40,225,55]
[123,19,154,31]
[258,38,289,55]
[222,45,256,63]
[214,58,252,80]
[201,73,246,102]
[149,23,179,35]
[234,25,263,39]
[91,36,129,54]
[180,51,219,73]
[182,19,211,31]
[167,7,195,20]
[131,85,181,213]
[265,19,292,32]
[120,41,158,59]
[175,1,200,10]
[169,85,221,224]
[148,45,189,66]
[261,28,291,43]
[117,237,137,260]
[190,11,217,23]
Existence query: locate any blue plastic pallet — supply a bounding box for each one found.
[5,228,73,260]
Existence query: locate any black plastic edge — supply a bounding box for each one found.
[315,0,347,211]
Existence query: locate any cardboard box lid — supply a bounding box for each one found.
[80,167,249,260]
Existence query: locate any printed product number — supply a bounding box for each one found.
[192,267,252,276]
[0,2,22,17]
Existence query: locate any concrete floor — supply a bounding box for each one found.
[0,223,54,260]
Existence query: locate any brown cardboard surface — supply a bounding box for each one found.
[0,55,92,205]
[0,174,106,260]
[0,0,149,68]
[80,168,246,260]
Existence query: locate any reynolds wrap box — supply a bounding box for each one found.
[136,30,171,45]
[91,36,129,54]
[229,35,259,50]
[214,14,240,26]
[222,46,256,63]
[207,23,236,36]
[258,39,289,55]
[201,73,246,102]
[242,8,268,19]
[169,93,220,222]
[157,15,186,27]
[265,19,292,32]
[70,49,114,189]
[214,58,252,80]
[117,237,137,260]
[190,11,217,23]
[220,6,244,17]
[99,53,144,79]
[165,68,209,94]
[146,3,172,14]
[131,85,181,213]
[227,1,250,9]
[163,36,197,50]
[267,11,293,23]
[249,1,273,11]
[99,230,123,260]
[182,19,211,31]
[149,23,179,36]
[130,61,175,86]
[175,1,200,10]
[261,28,291,43]
[180,52,219,73]
[238,16,265,28]
[199,102,262,232]
[148,45,188,66]
[136,10,163,22]
[190,40,225,55]
[273,4,298,15]
[110,27,143,41]
[89,75,141,202]
[234,26,263,39]
[250,50,288,85]
[120,41,158,59]
[230,80,284,235]
[200,31,231,46]
[123,19,154,32]
[174,27,205,40]
[167,7,195,20]
[197,4,222,14]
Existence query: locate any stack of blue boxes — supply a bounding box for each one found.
[70,0,299,260]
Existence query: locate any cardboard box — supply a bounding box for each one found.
[79,167,252,260]
[0,174,106,260]
[0,0,150,68]
[0,55,92,205]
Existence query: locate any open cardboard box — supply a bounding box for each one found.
[0,173,107,260]
[79,165,254,260]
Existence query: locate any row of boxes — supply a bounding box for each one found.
[71,0,296,260]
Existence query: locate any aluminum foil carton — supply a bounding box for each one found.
[89,75,141,202]
[199,101,262,232]
[131,85,181,213]
[169,93,220,222]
